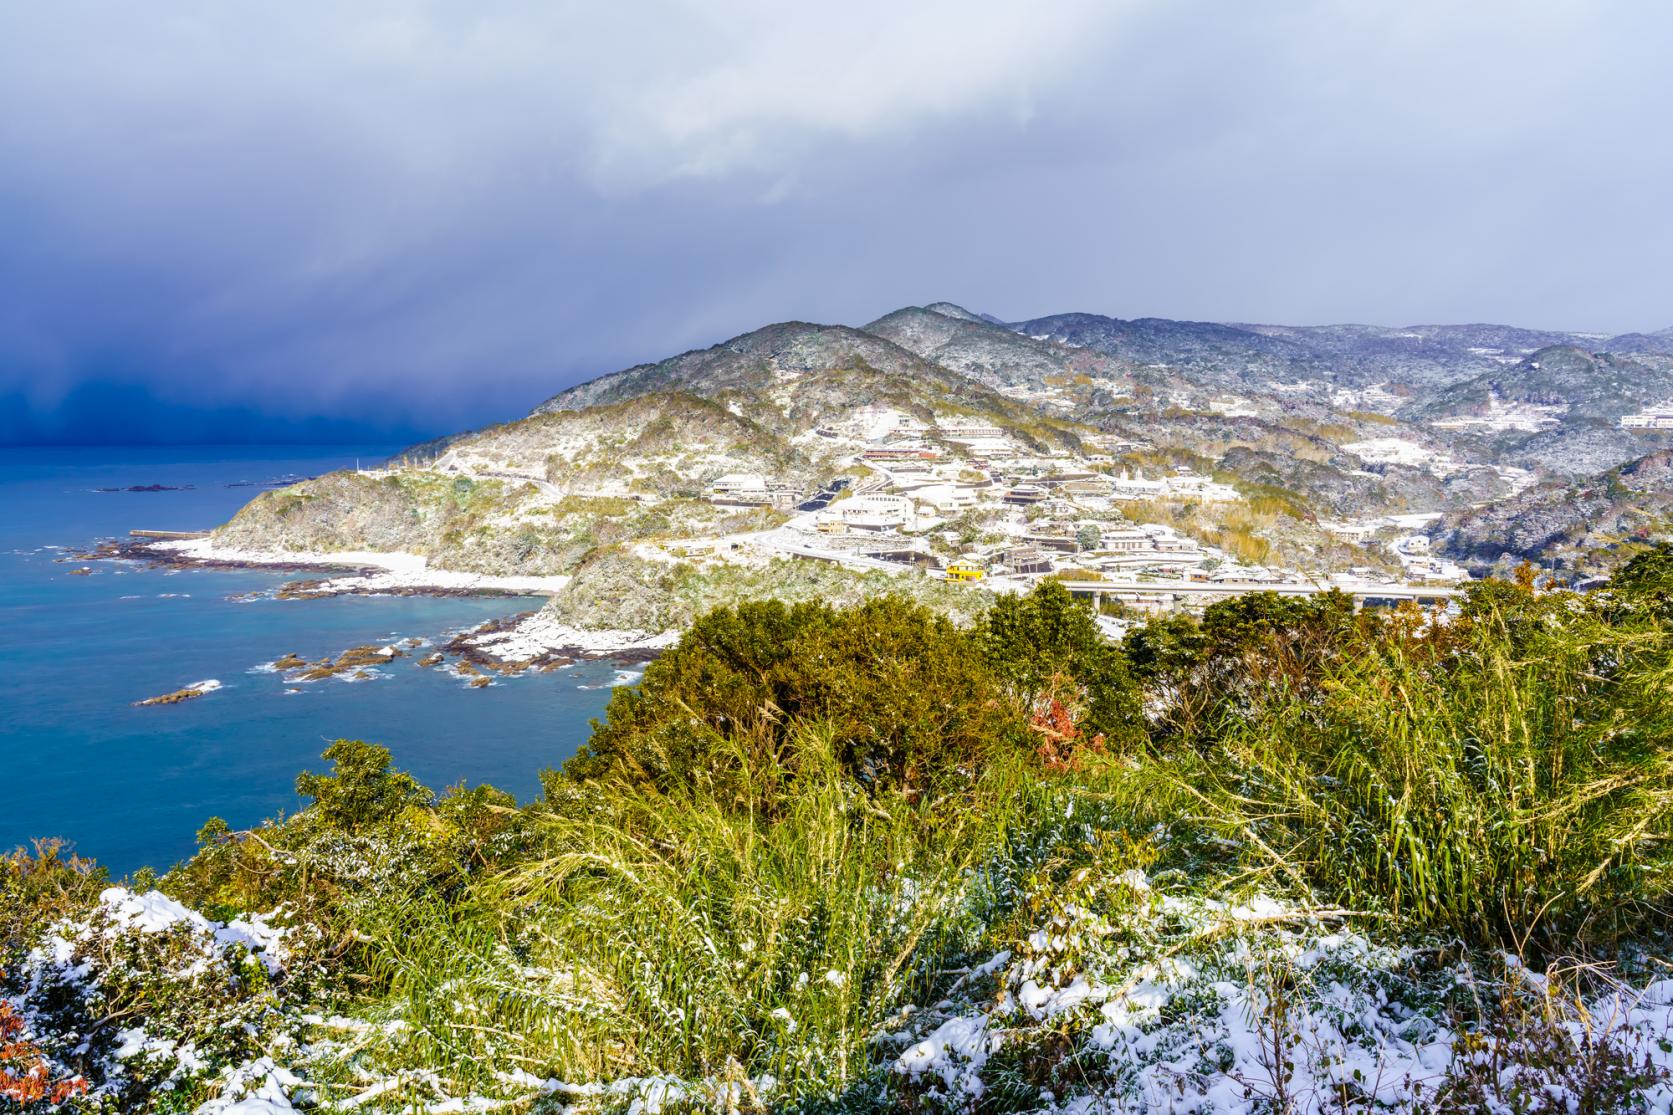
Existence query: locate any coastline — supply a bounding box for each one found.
[454,609,678,669]
[87,534,679,663]
[156,536,575,596]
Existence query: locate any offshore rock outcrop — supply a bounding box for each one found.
[134,679,221,706]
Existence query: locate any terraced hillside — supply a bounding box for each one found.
[202,301,1673,600]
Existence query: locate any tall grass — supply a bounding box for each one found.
[1137,595,1673,950]
[368,725,1040,1103]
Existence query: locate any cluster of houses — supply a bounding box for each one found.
[1429,391,1563,434]
[1320,516,1469,583]
[681,402,1484,612]
[697,406,1267,585]
[1622,403,1673,431]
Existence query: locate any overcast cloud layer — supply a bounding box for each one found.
[3,1,1672,442]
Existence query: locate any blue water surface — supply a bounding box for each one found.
[0,446,619,875]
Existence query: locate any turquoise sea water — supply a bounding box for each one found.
[0,446,619,876]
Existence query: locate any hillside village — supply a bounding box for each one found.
[645,401,1467,619]
[133,301,1673,653]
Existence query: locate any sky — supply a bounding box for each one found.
[3,1,1673,444]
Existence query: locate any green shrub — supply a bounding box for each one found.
[1607,542,1673,622]
[1125,589,1361,737]
[165,742,535,969]
[979,581,1144,749]
[1132,581,1673,950]
[5,886,313,1112]
[379,727,1027,1104]
[563,595,1023,800]
[0,841,105,969]
[294,739,433,833]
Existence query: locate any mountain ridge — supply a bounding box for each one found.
[194,299,1673,609]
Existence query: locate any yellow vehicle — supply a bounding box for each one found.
[946,560,986,583]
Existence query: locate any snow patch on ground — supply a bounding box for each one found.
[462,609,679,661]
[895,1015,1000,1100]
[885,877,1673,1113]
[157,539,570,596]
[97,887,289,973]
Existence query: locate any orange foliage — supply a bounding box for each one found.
[1028,671,1106,772]
[0,990,85,1107]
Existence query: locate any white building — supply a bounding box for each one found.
[910,484,977,513]
[1085,434,1142,453]
[710,473,769,501]
[936,422,1007,441]
[1165,472,1242,502]
[1100,528,1162,554]
[822,493,916,531]
[1091,528,1207,570]
[1622,405,1673,430]
[1110,468,1239,503]
[1112,469,1166,499]
[1321,520,1381,544]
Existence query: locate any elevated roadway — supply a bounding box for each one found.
[1050,577,1461,612]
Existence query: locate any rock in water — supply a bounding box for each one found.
[134,679,222,707]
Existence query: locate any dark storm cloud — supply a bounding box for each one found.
[2,1,1671,443]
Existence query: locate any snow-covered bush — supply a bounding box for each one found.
[883,858,1673,1114]
[4,887,316,1112]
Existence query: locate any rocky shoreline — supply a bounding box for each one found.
[83,535,673,669]
[83,536,566,602]
[444,611,663,673]
[82,536,385,580]
[265,577,539,601]
[253,631,652,692]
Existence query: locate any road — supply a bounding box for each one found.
[1052,577,1461,606]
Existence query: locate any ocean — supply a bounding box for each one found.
[0,446,620,876]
